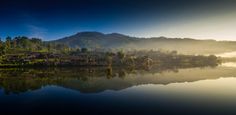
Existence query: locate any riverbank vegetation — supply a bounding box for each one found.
[0,36,221,67]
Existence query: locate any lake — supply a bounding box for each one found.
[1,63,236,114]
[216,51,236,58]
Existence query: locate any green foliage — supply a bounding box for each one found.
[0,36,70,54]
[5,36,11,50]
[0,36,221,68]
[117,50,125,59]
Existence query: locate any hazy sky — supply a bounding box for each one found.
[0,0,236,40]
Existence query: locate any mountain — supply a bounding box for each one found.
[53,31,135,49]
[52,31,236,55]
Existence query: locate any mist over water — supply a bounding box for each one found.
[216,51,236,58]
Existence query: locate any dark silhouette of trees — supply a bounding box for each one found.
[81,48,88,53]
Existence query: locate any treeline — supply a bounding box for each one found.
[126,50,221,67]
[0,36,221,68]
[0,36,70,55]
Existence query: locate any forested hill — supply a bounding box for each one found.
[52,32,135,49]
[52,32,236,55]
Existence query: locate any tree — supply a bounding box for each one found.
[12,40,17,48]
[47,43,52,52]
[81,48,88,53]
[5,36,12,50]
[117,50,125,59]
[31,38,42,44]
[105,52,114,66]
[117,50,125,64]
[76,48,81,52]
[0,37,4,55]
[18,36,30,49]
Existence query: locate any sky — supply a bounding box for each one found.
[0,0,236,41]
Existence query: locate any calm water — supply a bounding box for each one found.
[216,51,236,57]
[1,63,236,114]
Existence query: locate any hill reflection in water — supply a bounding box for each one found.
[0,63,234,95]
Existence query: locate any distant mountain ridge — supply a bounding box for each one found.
[53,31,134,48]
[52,31,236,54]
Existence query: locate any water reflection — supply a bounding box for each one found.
[1,64,236,114]
[0,63,234,95]
[220,62,236,67]
[216,51,236,57]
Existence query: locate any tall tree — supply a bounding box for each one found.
[12,40,17,48]
[5,36,12,50]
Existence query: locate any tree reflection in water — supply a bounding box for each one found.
[0,62,220,95]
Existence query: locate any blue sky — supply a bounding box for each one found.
[1,0,236,41]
